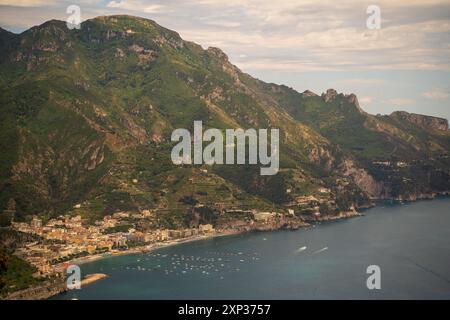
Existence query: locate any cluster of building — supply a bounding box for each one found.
[372,160,409,168]
[11,213,215,276]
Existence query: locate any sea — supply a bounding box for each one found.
[54,197,450,299]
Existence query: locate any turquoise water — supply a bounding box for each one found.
[55,198,450,299]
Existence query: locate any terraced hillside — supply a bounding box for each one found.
[0,15,449,228]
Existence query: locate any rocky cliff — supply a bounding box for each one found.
[390,111,449,131]
[5,279,66,300]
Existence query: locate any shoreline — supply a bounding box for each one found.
[63,194,450,268]
[68,229,243,267]
[7,194,449,300]
[56,196,450,300]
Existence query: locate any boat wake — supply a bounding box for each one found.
[295,246,307,254]
[312,247,328,255]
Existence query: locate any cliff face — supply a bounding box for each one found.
[338,159,386,199]
[322,88,338,103]
[242,81,450,202]
[390,111,449,131]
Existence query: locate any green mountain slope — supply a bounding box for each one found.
[239,78,450,197]
[0,15,449,227]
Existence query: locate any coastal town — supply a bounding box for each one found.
[9,207,308,279]
[11,212,219,277]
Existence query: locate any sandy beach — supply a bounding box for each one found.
[81,273,108,286]
[67,229,243,267]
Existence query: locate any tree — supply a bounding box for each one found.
[0,247,10,291]
[179,195,198,206]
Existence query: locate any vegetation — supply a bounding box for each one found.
[0,14,448,228]
[104,224,133,234]
[0,246,41,296]
[0,14,449,297]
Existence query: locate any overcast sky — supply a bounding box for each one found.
[1,0,449,120]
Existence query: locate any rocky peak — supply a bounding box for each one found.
[302,90,318,97]
[346,93,358,106]
[28,20,68,37]
[90,15,159,30]
[207,47,242,83]
[14,20,70,62]
[345,93,365,114]
[207,47,229,62]
[390,111,449,131]
[322,88,337,103]
[84,15,184,49]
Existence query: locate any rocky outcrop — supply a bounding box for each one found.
[302,90,318,97]
[207,47,229,61]
[128,44,156,64]
[345,93,365,113]
[305,209,361,222]
[207,47,241,84]
[339,159,385,199]
[322,88,338,103]
[5,279,66,300]
[121,116,147,144]
[390,111,449,131]
[307,146,334,172]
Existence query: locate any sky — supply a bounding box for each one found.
[1,0,449,120]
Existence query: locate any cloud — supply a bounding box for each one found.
[205,20,241,28]
[1,0,450,74]
[337,78,386,86]
[1,0,449,120]
[0,0,55,6]
[107,1,166,13]
[178,17,450,72]
[382,98,415,106]
[423,88,449,99]
[359,96,375,105]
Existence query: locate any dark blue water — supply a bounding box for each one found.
[55,198,450,299]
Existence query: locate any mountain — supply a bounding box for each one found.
[0,15,449,228]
